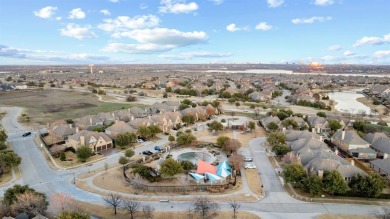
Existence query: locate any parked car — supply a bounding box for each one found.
[22,132,32,137]
[245,164,256,169]
[244,157,253,162]
[138,137,147,141]
[137,139,144,143]
[154,146,164,151]
[142,150,153,155]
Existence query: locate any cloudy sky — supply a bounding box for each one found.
[0,0,389,64]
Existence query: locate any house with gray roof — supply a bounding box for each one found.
[50,123,77,140]
[307,116,330,134]
[370,159,390,181]
[306,157,365,182]
[260,116,281,131]
[290,137,330,154]
[286,130,318,142]
[365,132,390,159]
[67,130,113,152]
[331,130,376,159]
[105,121,136,138]
[75,115,103,130]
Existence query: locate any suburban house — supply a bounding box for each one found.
[260,116,281,131]
[49,123,77,140]
[66,130,113,152]
[331,130,376,159]
[96,112,116,126]
[283,116,308,130]
[306,157,365,182]
[105,121,137,138]
[370,159,390,181]
[307,116,330,134]
[114,109,134,122]
[365,132,390,159]
[75,115,103,130]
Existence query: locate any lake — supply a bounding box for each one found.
[327,90,376,115]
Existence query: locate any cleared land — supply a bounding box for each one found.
[0,89,136,125]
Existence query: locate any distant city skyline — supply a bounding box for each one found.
[0,0,389,65]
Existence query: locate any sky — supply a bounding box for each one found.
[0,0,390,65]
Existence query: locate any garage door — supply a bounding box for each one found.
[107,143,112,149]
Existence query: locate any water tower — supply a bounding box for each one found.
[89,64,94,74]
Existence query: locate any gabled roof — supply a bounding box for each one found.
[290,137,330,154]
[370,159,390,174]
[286,130,317,142]
[365,132,388,144]
[105,121,136,134]
[68,130,112,145]
[307,116,327,127]
[371,137,390,154]
[52,124,76,137]
[332,130,369,146]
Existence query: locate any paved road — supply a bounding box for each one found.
[0,107,384,219]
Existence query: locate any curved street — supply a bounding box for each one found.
[0,107,384,219]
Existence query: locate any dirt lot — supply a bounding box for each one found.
[195,125,266,147]
[245,169,264,196]
[357,97,389,117]
[76,201,260,219]
[0,89,135,126]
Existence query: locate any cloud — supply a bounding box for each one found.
[104,28,207,53]
[0,44,109,63]
[110,0,119,3]
[56,17,62,21]
[100,9,111,16]
[226,24,240,32]
[60,24,98,40]
[159,0,198,14]
[314,0,334,6]
[209,0,224,5]
[68,8,86,19]
[102,43,174,53]
[140,3,148,9]
[161,51,232,60]
[353,33,390,47]
[321,55,338,61]
[267,0,284,8]
[255,22,273,31]
[111,28,208,46]
[98,15,159,32]
[328,44,341,51]
[343,51,355,57]
[291,16,332,24]
[374,50,390,58]
[33,6,58,19]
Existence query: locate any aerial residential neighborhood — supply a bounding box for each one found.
[1,0,390,218]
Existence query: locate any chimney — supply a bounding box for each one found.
[148,115,151,119]
[341,130,345,140]
[317,170,324,179]
[350,159,355,166]
[76,127,79,133]
[311,128,315,133]
[282,127,286,134]
[131,116,134,121]
[80,135,85,146]
[112,112,115,117]
[320,136,323,142]
[335,149,338,155]
[89,118,93,125]
[69,124,72,128]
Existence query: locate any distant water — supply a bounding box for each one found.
[204,69,390,77]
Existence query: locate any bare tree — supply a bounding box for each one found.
[103,193,123,215]
[123,199,142,219]
[192,196,220,219]
[228,154,244,175]
[227,200,241,219]
[142,205,155,219]
[49,192,77,214]
[11,191,48,217]
[225,139,242,153]
[373,207,390,219]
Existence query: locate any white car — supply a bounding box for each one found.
[136,139,144,143]
[244,157,253,162]
[245,164,256,169]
